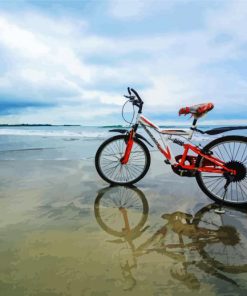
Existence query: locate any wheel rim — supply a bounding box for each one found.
[94,186,149,238]
[99,138,148,184]
[199,140,247,204]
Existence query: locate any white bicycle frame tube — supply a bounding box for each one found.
[137,114,194,165]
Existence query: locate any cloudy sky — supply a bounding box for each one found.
[0,0,247,125]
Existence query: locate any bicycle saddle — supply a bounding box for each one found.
[179,103,214,118]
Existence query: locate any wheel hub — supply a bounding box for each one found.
[224,161,246,182]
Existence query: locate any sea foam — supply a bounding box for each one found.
[0,128,108,139]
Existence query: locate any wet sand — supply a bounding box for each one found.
[0,152,247,295]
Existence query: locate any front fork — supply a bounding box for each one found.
[121,130,135,165]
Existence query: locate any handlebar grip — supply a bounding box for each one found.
[130,88,143,103]
[128,87,131,95]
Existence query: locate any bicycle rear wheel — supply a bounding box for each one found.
[196,136,247,206]
[95,135,151,185]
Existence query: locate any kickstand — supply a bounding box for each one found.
[214,174,233,214]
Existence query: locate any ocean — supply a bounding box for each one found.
[0,126,108,160]
[0,125,246,160]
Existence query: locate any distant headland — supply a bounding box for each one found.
[0,124,81,127]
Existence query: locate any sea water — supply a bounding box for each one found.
[1,125,246,160]
[0,126,108,160]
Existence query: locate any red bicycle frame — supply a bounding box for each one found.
[121,114,236,176]
[121,130,134,165]
[177,144,236,175]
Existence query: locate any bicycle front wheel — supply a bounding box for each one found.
[94,186,149,238]
[95,135,151,185]
[196,135,247,206]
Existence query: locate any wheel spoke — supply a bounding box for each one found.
[222,144,232,161]
[197,137,247,205]
[241,145,247,162]
[216,146,226,162]
[202,175,223,186]
[239,183,247,200]
[213,149,223,161]
[209,178,224,193]
[236,182,239,202]
[228,142,234,160]
[94,186,148,236]
[234,142,241,160]
[201,175,224,178]
[98,137,148,184]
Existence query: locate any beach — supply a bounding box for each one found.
[0,126,247,295]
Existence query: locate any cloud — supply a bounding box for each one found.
[0,13,94,104]
[206,0,247,41]
[0,1,246,125]
[0,103,120,125]
[0,99,54,115]
[0,17,49,58]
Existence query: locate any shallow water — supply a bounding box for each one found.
[0,156,247,295]
[0,125,235,160]
[1,127,247,295]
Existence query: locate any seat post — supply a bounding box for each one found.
[188,118,198,140]
[192,118,197,127]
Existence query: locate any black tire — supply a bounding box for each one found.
[94,186,149,238]
[193,203,247,273]
[196,135,247,206]
[95,135,151,185]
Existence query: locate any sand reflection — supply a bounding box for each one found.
[94,186,247,291]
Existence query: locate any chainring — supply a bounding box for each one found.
[171,155,197,177]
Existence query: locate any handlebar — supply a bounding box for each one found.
[130,88,143,104]
[125,87,144,113]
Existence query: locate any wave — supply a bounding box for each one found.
[0,128,108,139]
[100,125,126,128]
[0,127,217,142]
[0,147,58,153]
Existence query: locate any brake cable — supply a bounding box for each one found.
[121,100,135,127]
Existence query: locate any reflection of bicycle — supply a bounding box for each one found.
[94,186,247,290]
[95,87,247,206]
[94,186,149,239]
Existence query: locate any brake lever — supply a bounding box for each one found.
[124,95,135,100]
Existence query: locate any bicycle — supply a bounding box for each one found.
[94,186,247,290]
[95,87,247,206]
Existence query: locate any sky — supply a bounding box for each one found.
[0,0,247,126]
